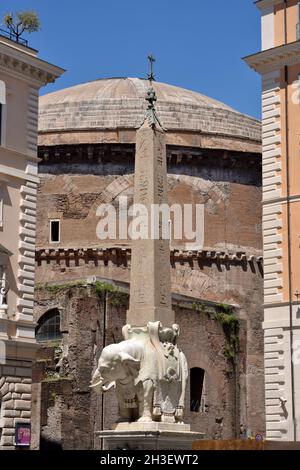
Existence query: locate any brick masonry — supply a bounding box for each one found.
[31,133,264,448]
[31,282,264,449]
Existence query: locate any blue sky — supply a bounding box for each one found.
[0,0,261,118]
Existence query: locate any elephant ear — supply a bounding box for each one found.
[119,352,140,379]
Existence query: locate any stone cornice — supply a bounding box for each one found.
[35,246,263,265]
[244,40,300,74]
[38,128,262,154]
[0,40,65,86]
[0,163,39,183]
[255,0,283,11]
[0,144,40,163]
[38,142,261,167]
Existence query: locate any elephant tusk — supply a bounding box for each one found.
[89,380,103,389]
[89,379,116,394]
[102,381,116,392]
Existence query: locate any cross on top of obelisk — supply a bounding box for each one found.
[147,54,156,84]
[145,54,163,129]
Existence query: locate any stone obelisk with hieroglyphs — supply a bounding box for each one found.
[126,86,174,327]
[94,57,202,449]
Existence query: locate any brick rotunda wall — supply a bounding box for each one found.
[32,143,264,448]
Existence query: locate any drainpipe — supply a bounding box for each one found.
[283,0,297,441]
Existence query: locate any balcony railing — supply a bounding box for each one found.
[0,27,28,46]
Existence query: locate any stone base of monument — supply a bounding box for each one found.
[96,423,203,450]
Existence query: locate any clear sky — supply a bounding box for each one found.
[0,0,262,119]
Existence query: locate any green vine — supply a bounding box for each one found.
[93,281,128,307]
[191,302,205,312]
[214,304,239,362]
[37,282,238,360]
[43,370,73,383]
[36,280,128,307]
[36,280,86,293]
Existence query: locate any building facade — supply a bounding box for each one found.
[31,78,265,448]
[245,0,300,441]
[0,33,63,449]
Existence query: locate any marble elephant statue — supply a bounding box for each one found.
[90,321,188,424]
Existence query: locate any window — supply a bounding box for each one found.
[190,367,205,413]
[0,80,6,147]
[36,308,62,342]
[50,220,60,243]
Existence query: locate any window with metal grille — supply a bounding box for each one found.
[36,309,62,342]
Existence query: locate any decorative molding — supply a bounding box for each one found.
[35,246,263,268]
[263,325,294,440]
[244,40,300,74]
[0,144,40,163]
[38,143,261,169]
[17,181,38,323]
[255,0,283,11]
[27,87,39,156]
[0,40,65,86]
[0,163,39,183]
[261,71,283,304]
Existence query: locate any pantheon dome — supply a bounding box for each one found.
[38,77,261,152]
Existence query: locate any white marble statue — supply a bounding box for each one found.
[90,321,188,424]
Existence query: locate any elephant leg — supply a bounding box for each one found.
[137,379,153,423]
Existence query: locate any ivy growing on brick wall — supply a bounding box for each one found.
[214,304,239,362]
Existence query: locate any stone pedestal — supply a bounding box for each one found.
[96,423,203,450]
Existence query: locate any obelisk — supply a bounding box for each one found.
[126,79,174,327]
[94,57,203,449]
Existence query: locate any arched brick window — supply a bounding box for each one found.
[36,308,62,343]
[190,367,205,412]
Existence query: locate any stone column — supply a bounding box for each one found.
[127,119,174,327]
[93,85,203,449]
